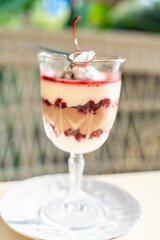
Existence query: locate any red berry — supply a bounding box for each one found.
[78,107,86,114]
[89,100,94,108]
[42,98,51,106]
[88,100,97,113]
[75,133,86,141]
[55,98,62,107]
[64,128,72,136]
[90,129,103,138]
[75,133,81,141]
[99,98,111,108]
[106,99,111,107]
[98,100,103,106]
[54,98,67,108]
[61,102,67,108]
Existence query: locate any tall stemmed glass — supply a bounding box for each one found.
[38,52,125,229]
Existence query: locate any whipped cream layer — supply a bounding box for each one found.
[66,65,105,80]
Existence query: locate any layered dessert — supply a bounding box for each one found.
[40,16,121,154]
[41,63,121,153]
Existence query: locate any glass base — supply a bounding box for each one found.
[40,190,105,230]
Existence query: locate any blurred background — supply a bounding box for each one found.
[0,0,160,181]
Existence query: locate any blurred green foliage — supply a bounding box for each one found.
[0,0,71,29]
[30,0,71,30]
[0,0,160,32]
[71,2,111,29]
[0,0,40,13]
[69,0,160,32]
[108,0,160,32]
[0,0,40,28]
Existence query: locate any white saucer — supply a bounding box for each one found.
[0,174,141,240]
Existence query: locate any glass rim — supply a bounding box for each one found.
[38,51,126,64]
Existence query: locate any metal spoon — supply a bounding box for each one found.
[39,45,96,66]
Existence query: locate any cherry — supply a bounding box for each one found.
[73,16,82,52]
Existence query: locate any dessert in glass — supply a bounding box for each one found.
[38,16,125,232]
[0,17,141,240]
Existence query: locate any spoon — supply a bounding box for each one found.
[39,16,96,66]
[39,45,96,66]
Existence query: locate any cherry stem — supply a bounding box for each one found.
[73,16,82,52]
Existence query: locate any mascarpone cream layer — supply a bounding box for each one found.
[41,79,121,107]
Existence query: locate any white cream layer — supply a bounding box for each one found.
[41,79,121,107]
[53,134,109,154]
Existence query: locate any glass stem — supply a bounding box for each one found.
[68,152,85,197]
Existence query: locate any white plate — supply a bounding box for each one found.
[0,174,141,240]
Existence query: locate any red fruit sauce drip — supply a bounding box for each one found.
[73,16,82,52]
[40,75,121,85]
